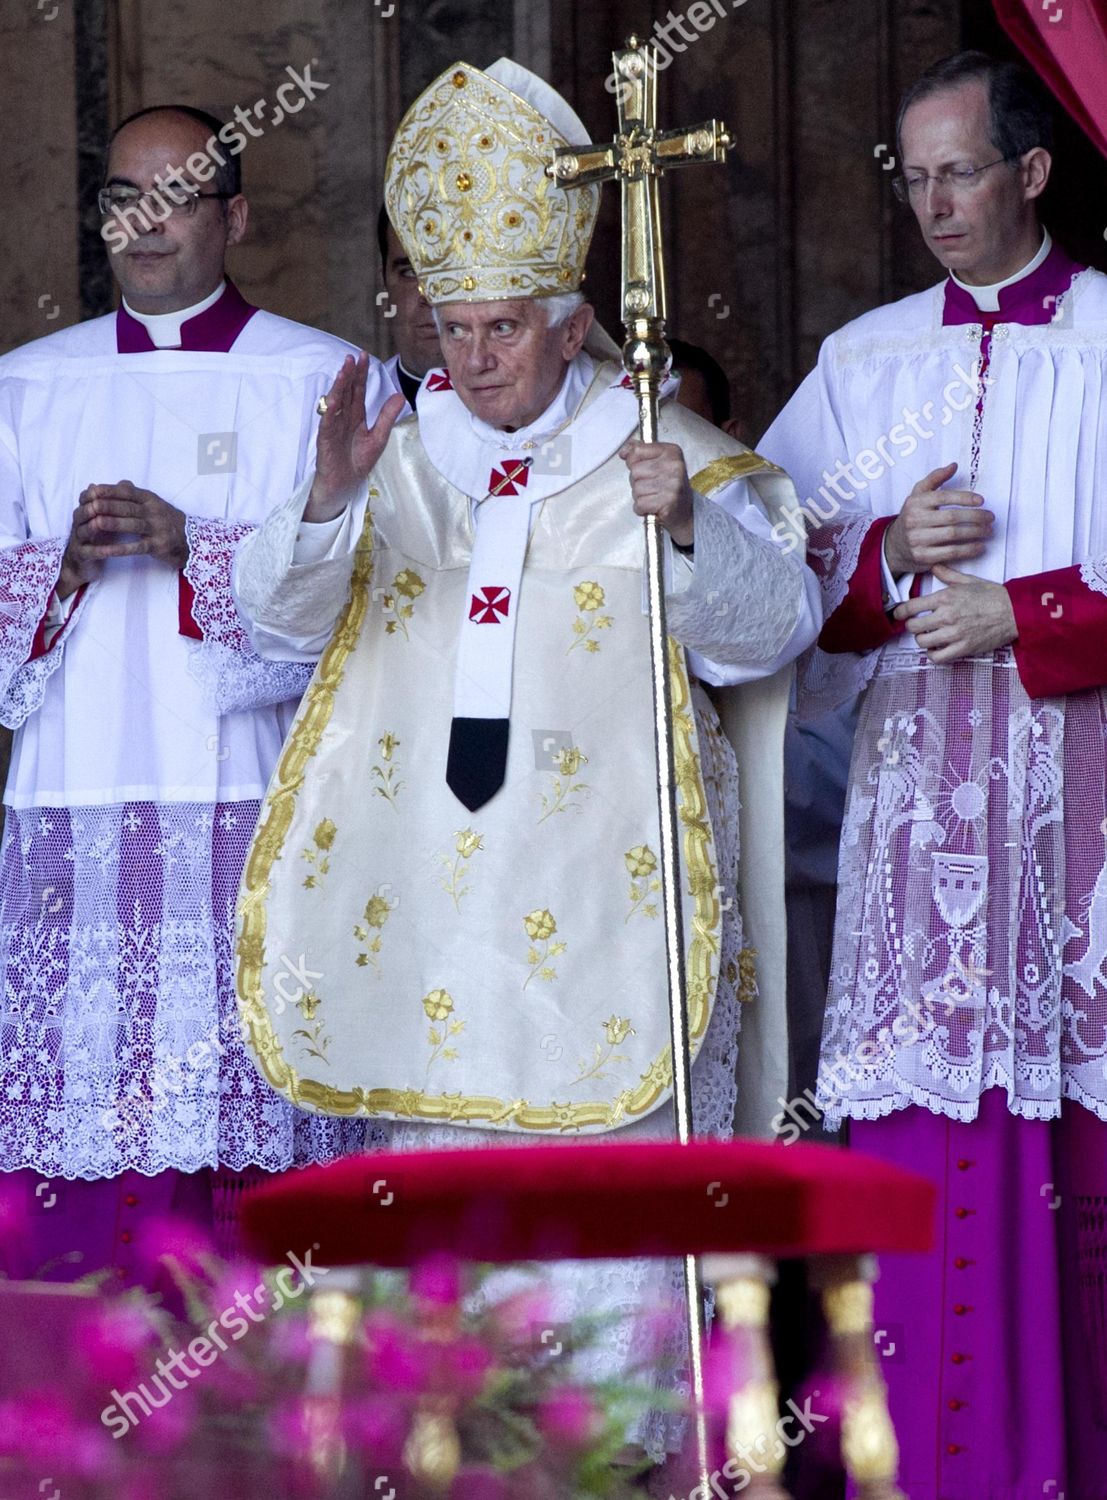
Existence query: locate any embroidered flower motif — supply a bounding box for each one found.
[301,818,338,889]
[371,734,405,807]
[422,989,464,1068]
[568,581,614,654]
[624,845,657,879]
[538,747,590,824]
[381,568,426,639]
[569,1016,636,1084]
[524,909,557,943]
[297,991,321,1022]
[354,890,394,970]
[602,1016,633,1046]
[393,569,425,600]
[423,989,454,1022]
[439,828,484,910]
[292,992,330,1064]
[363,894,391,927]
[625,844,661,921]
[523,910,566,989]
[554,747,585,777]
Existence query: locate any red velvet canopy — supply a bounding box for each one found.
[995,0,1107,158]
[241,1139,934,1267]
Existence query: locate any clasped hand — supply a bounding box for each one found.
[887,463,1016,662]
[58,481,189,599]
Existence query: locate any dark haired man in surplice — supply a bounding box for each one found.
[0,104,400,1283]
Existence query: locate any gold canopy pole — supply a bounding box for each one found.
[549,35,733,1488]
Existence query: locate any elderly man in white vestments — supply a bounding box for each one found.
[233,60,819,1465]
[0,104,401,1284]
[761,51,1107,1500]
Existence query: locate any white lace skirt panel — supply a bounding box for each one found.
[817,644,1107,1127]
[0,800,370,1177]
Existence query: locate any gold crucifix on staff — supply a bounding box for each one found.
[549,33,735,1491]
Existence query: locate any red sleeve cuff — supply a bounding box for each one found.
[29,583,88,660]
[178,573,202,640]
[1007,564,1107,698]
[818,516,909,654]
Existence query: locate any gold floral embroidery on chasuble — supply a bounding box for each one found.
[236,368,760,1133]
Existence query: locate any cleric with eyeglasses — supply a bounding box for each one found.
[760,48,1107,1500]
[0,104,401,1285]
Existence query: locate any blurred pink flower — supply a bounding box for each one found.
[449,1465,514,1499]
[74,1302,159,1387]
[267,1312,314,1365]
[131,1383,198,1456]
[483,1285,555,1348]
[340,1392,409,1461]
[209,1260,271,1321]
[444,1335,494,1401]
[0,1392,75,1462]
[534,1385,603,1450]
[364,1311,427,1394]
[0,1391,115,1479]
[267,1394,318,1458]
[410,1252,462,1308]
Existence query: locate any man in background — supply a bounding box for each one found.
[0,104,400,1282]
[761,52,1107,1497]
[377,205,443,406]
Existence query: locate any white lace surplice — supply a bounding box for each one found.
[760,271,1107,1126]
[0,309,397,1176]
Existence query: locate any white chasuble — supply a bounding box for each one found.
[236,360,818,1134]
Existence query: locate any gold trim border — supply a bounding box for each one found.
[692,452,782,496]
[235,466,725,1131]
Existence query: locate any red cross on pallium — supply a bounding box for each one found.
[488,461,530,496]
[469,586,511,624]
[426,370,453,391]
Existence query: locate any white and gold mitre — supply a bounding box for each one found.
[384,56,601,305]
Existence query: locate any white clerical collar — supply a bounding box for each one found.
[122,280,227,349]
[467,353,596,451]
[950,230,1052,312]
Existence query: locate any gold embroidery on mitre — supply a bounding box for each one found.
[384,60,600,305]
